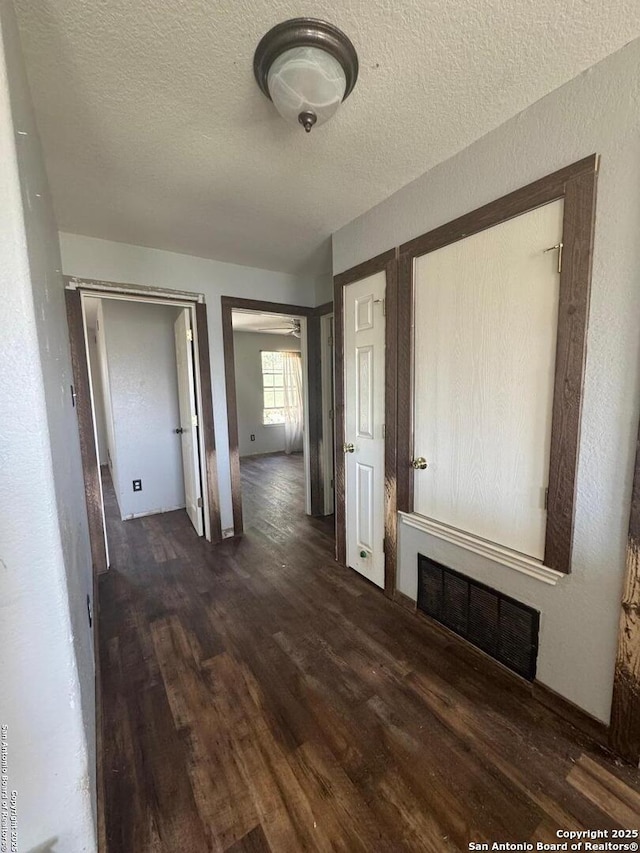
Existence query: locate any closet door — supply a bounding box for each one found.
[343,272,386,588]
[412,199,564,559]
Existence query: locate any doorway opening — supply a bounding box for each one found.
[221,295,334,538]
[230,308,309,532]
[66,283,221,576]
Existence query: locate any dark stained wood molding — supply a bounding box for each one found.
[312,301,334,317]
[399,154,598,257]
[311,288,334,516]
[333,248,399,597]
[610,419,640,766]
[396,251,414,515]
[383,254,399,598]
[334,248,397,289]
[195,303,222,542]
[333,279,346,567]
[397,156,599,574]
[65,289,109,577]
[221,295,326,536]
[393,590,417,613]
[307,314,324,516]
[222,296,315,317]
[221,300,244,536]
[543,167,598,571]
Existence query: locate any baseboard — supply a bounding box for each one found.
[394,590,417,612]
[123,505,186,520]
[240,450,303,459]
[400,598,610,750]
[533,681,609,747]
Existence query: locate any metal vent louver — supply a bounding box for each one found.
[417,554,540,681]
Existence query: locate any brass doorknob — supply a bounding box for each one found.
[411,457,428,469]
[343,442,355,453]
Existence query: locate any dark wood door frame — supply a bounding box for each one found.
[397,154,599,575]
[65,284,222,579]
[221,296,332,536]
[65,289,108,576]
[610,419,640,765]
[333,249,399,599]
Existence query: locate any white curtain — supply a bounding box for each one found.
[282,351,303,454]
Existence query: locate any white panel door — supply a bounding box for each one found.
[344,272,386,588]
[174,309,204,536]
[413,199,564,559]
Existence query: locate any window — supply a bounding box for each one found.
[261,351,286,424]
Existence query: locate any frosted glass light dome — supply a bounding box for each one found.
[254,19,358,134]
[267,46,347,132]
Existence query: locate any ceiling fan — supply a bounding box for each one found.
[257,318,301,338]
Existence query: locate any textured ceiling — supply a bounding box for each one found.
[14,1,640,274]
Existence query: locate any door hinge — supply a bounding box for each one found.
[382,424,386,439]
[328,335,334,346]
[197,497,203,508]
[329,408,334,420]
[192,415,198,427]
[382,538,386,554]
[374,297,386,316]
[330,478,334,489]
[186,328,193,342]
[544,487,549,510]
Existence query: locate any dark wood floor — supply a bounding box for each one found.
[239,451,305,533]
[99,455,640,852]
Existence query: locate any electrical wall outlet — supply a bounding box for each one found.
[132,479,142,492]
[250,434,256,441]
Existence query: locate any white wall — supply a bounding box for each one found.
[0,0,96,849]
[333,39,640,724]
[100,299,185,518]
[314,273,333,306]
[60,233,316,533]
[234,332,301,457]
[87,332,108,465]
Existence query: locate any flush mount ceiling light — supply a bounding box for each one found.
[254,18,358,133]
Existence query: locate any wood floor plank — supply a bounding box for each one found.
[99,453,640,852]
[224,825,272,853]
[567,763,640,827]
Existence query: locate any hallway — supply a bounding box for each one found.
[240,451,306,533]
[98,459,640,852]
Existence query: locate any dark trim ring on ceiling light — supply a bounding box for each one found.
[253,18,359,102]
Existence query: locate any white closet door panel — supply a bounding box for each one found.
[356,346,374,438]
[344,271,386,588]
[356,462,374,551]
[413,199,563,559]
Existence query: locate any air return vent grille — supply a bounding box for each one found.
[417,554,540,681]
